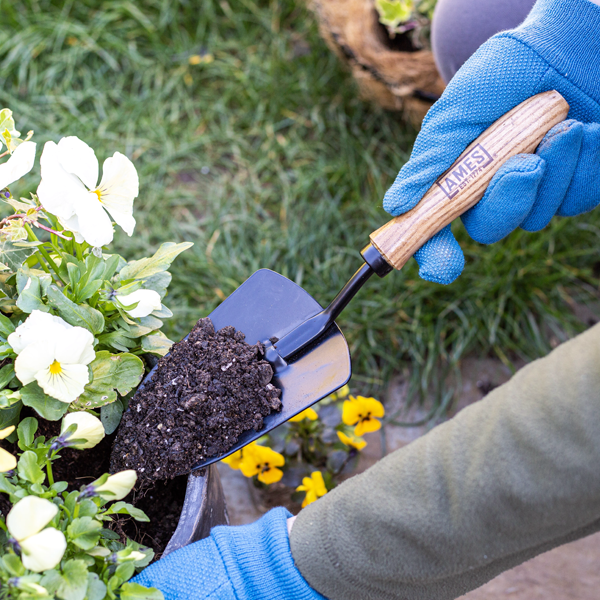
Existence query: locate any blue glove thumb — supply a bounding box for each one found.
[132,507,326,600]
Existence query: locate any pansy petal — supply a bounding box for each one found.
[58,213,85,243]
[57,136,98,190]
[54,327,95,365]
[37,141,89,220]
[0,448,16,472]
[116,289,162,318]
[73,192,114,247]
[354,418,382,437]
[7,496,58,542]
[8,310,72,355]
[0,141,36,190]
[258,467,283,485]
[96,152,138,236]
[14,342,55,385]
[0,425,15,440]
[36,362,89,403]
[20,528,67,572]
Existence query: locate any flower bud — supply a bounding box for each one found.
[94,470,137,500]
[61,412,105,449]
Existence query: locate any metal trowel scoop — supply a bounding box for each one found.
[154,91,569,471]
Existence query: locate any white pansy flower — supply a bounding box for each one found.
[116,289,161,318]
[61,412,105,449]
[8,310,95,403]
[7,496,67,572]
[93,470,137,500]
[37,136,139,248]
[0,141,36,190]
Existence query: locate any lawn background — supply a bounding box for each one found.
[2,0,599,419]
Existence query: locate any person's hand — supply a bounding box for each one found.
[132,507,325,600]
[384,0,600,284]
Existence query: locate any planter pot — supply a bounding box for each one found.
[164,464,229,556]
[307,0,445,125]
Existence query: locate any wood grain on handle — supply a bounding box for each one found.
[369,91,570,271]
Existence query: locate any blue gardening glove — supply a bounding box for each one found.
[384,0,600,284]
[132,508,326,600]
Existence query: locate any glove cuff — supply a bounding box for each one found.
[213,507,326,600]
[503,0,600,104]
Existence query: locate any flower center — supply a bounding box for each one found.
[49,360,62,375]
[93,189,102,203]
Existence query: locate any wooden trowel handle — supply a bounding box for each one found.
[369,91,570,271]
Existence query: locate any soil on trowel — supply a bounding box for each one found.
[110,317,282,484]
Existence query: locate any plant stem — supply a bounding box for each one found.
[46,459,55,487]
[24,224,66,284]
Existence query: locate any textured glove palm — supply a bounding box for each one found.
[132,508,326,600]
[384,0,600,284]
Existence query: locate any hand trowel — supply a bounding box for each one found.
[177,91,569,469]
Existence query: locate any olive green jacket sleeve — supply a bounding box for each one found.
[290,322,600,600]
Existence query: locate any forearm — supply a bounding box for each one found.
[291,323,600,600]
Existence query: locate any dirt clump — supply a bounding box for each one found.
[110,317,282,484]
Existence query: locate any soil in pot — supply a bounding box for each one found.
[0,412,188,558]
[110,317,282,485]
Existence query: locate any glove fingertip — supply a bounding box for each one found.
[414,227,465,285]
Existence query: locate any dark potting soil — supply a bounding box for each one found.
[110,317,282,484]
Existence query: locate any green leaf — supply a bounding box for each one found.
[77,279,103,303]
[57,559,89,600]
[17,416,38,448]
[104,502,149,522]
[102,254,123,281]
[0,388,21,408]
[0,399,22,431]
[40,569,63,595]
[21,382,69,421]
[16,273,48,313]
[51,481,69,493]
[78,499,99,518]
[0,313,15,337]
[17,450,45,484]
[100,399,124,435]
[115,562,135,581]
[119,242,193,281]
[72,351,144,411]
[97,330,138,352]
[139,271,171,299]
[0,363,15,389]
[141,332,174,356]
[46,285,105,335]
[86,573,107,600]
[67,517,103,551]
[2,553,25,576]
[119,582,164,600]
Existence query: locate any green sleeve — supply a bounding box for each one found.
[290,322,600,600]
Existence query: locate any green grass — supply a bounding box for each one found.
[1,0,599,417]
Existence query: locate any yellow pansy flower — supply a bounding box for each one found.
[337,430,367,451]
[0,426,16,472]
[342,395,385,437]
[221,448,244,470]
[289,407,318,422]
[333,384,350,399]
[239,443,285,485]
[296,471,328,508]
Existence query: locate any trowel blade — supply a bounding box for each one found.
[139,269,351,471]
[193,269,351,468]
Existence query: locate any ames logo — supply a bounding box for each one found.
[436,144,494,199]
